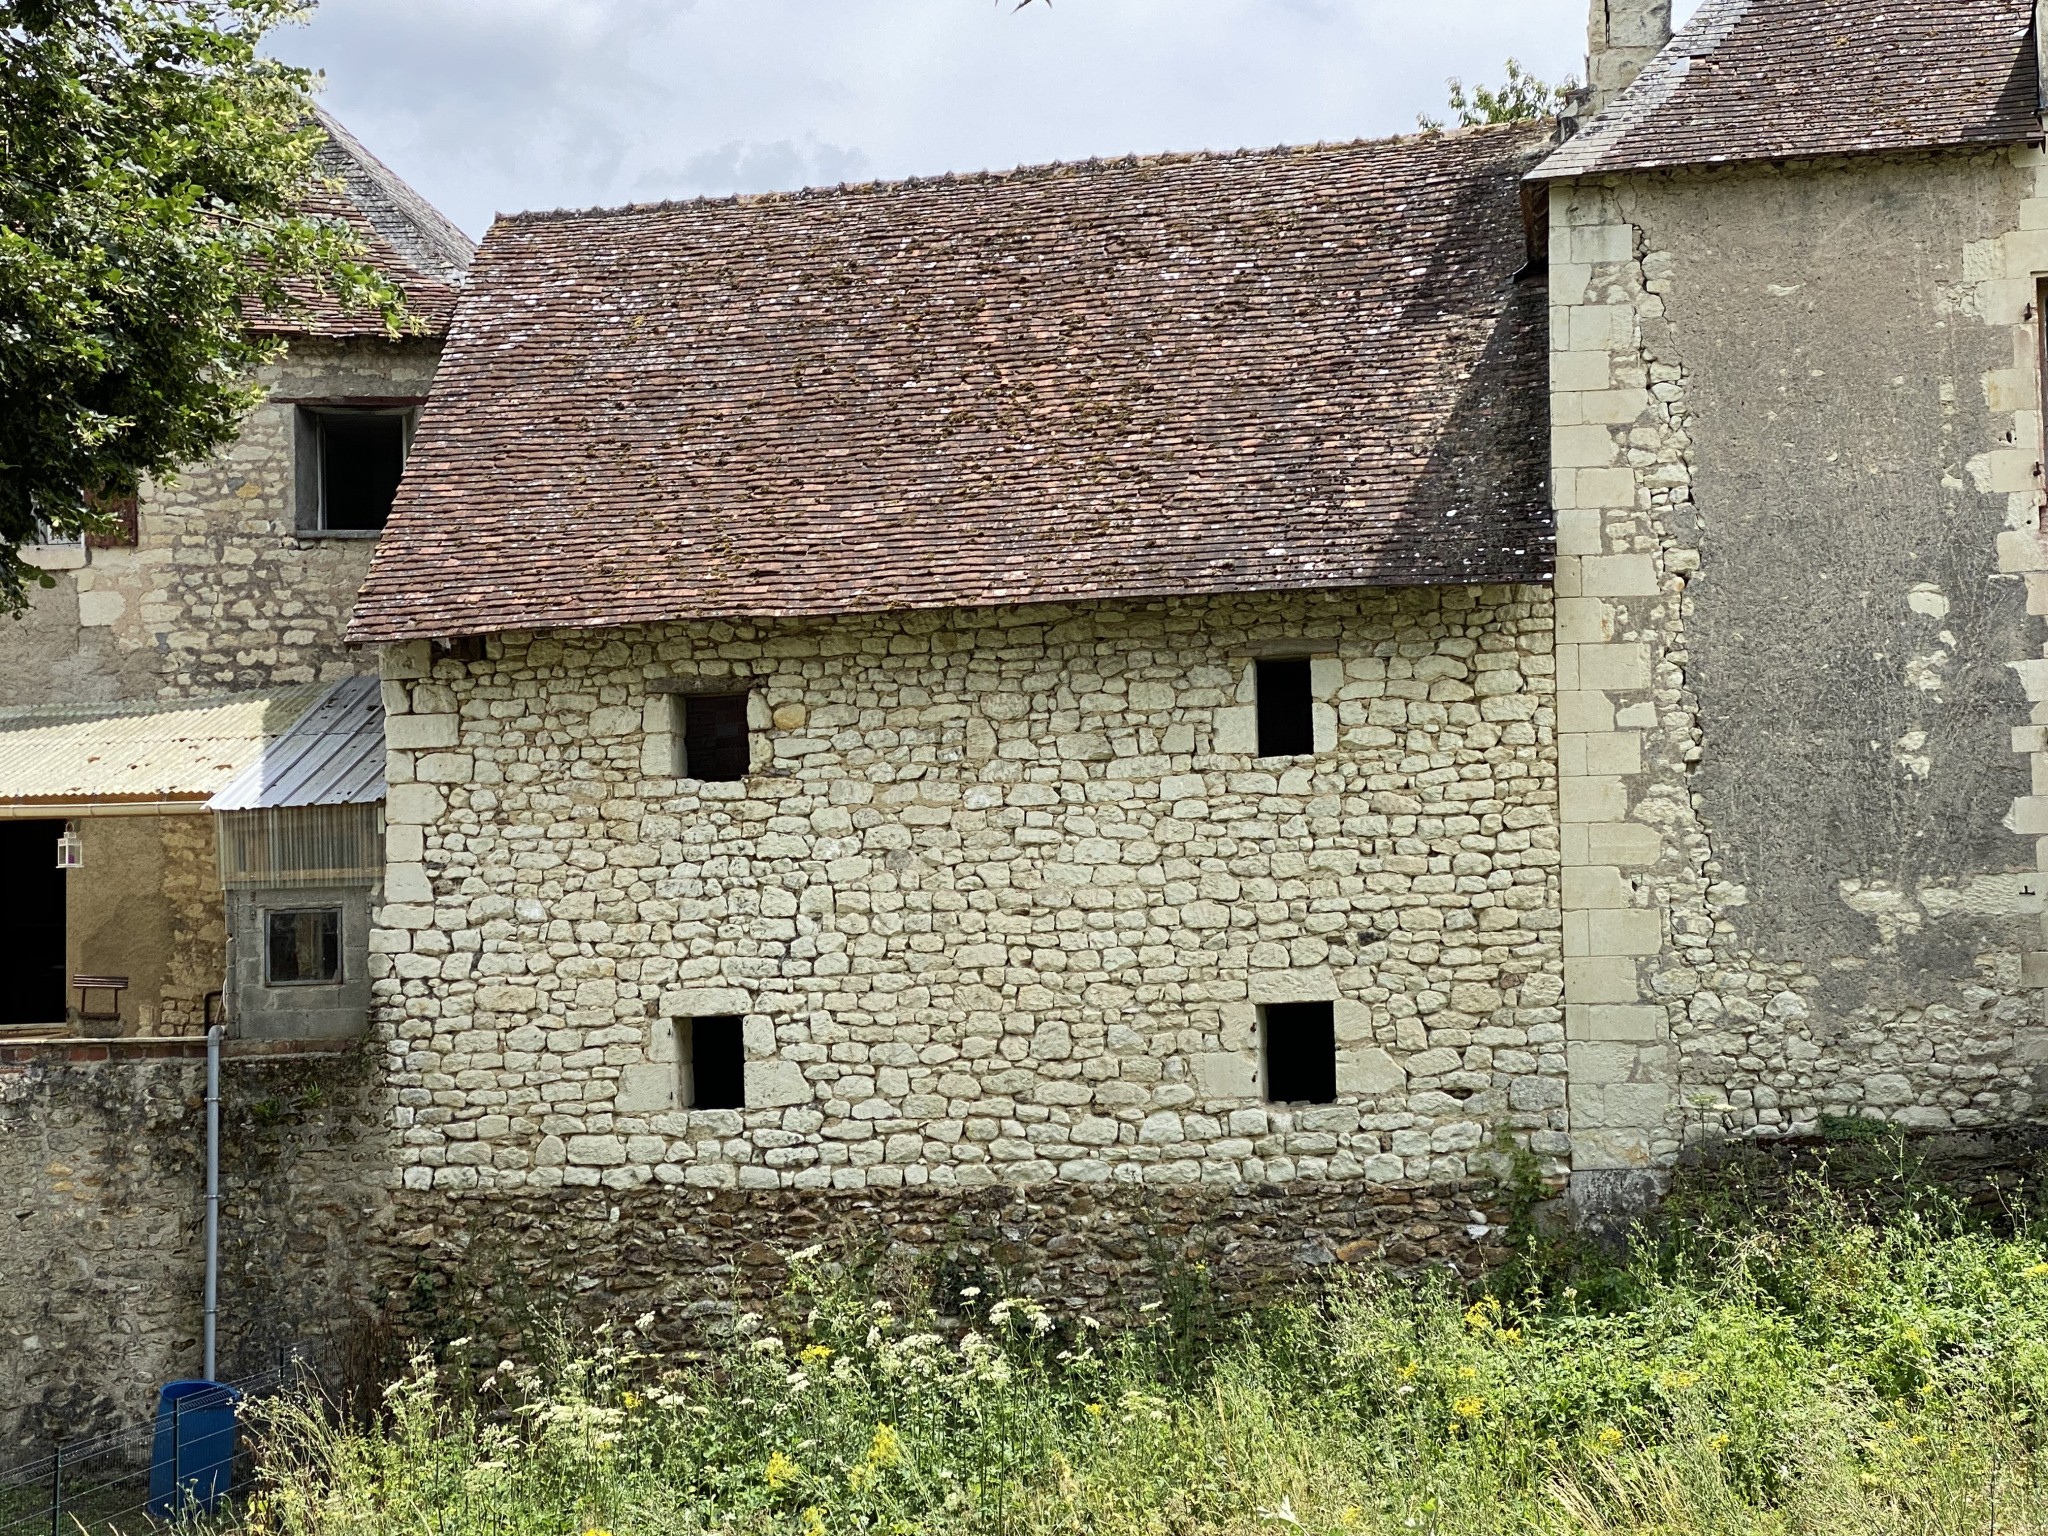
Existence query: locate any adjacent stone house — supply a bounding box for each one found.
[0,114,468,1041]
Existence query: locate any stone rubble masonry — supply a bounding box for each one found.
[0,1048,389,1455]
[1551,148,2048,1174]
[369,586,1569,1198]
[4,338,442,708]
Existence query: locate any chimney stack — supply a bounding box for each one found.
[1585,0,1674,117]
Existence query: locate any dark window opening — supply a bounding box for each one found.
[266,908,342,986]
[677,692,751,781]
[1256,657,1315,757]
[303,408,409,532]
[1263,1001,1337,1104]
[0,820,67,1025]
[685,1015,746,1110]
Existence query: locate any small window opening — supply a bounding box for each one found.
[304,408,410,531]
[1256,657,1315,757]
[674,692,751,781]
[682,1015,746,1110]
[1262,1001,1336,1104]
[266,908,342,986]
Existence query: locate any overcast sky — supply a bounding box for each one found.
[273,0,1707,239]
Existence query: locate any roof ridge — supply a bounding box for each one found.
[491,119,1550,229]
[314,107,477,280]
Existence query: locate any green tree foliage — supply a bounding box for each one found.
[1420,58,1578,132]
[0,0,400,613]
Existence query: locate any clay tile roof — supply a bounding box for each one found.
[346,122,1555,643]
[1535,0,2042,181]
[251,111,475,340]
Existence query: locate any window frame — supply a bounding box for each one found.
[262,905,345,988]
[294,403,418,539]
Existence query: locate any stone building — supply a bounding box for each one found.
[12,0,2048,1449]
[0,114,468,1040]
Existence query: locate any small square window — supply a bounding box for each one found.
[1262,1001,1336,1104]
[298,407,411,533]
[1256,657,1315,757]
[673,692,751,782]
[266,908,341,986]
[682,1015,746,1110]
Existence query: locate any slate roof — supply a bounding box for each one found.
[346,122,1555,643]
[251,111,474,339]
[209,677,386,812]
[1535,0,2042,181]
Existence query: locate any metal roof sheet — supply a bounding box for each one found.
[0,687,329,809]
[208,677,387,811]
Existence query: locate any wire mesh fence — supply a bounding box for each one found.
[0,1350,308,1536]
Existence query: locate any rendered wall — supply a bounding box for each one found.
[3,337,441,709]
[61,816,223,1036]
[1548,147,2048,1196]
[370,587,1566,1197]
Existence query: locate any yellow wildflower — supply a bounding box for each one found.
[1396,1364,1419,1381]
[621,1391,640,1410]
[1456,1365,1478,1381]
[2028,1261,2048,1278]
[802,1507,827,1536]
[867,1424,904,1467]
[1597,1427,1625,1451]
[1340,1508,1364,1528]
[1453,1396,1485,1420]
[799,1344,833,1367]
[765,1451,801,1490]
[1085,1402,1107,1418]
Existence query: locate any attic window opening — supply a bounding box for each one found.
[298,406,413,534]
[681,1015,746,1110]
[1262,1001,1336,1105]
[1256,657,1315,757]
[672,692,751,781]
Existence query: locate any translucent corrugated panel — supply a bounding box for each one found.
[216,803,384,888]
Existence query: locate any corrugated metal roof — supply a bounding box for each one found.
[0,687,329,809]
[208,677,387,811]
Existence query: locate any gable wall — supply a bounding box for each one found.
[1549,147,2048,1202]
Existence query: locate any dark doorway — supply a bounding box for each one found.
[0,820,67,1025]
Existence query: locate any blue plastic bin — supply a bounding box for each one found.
[148,1380,242,1518]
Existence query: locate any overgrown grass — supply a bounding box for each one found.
[234,1183,2048,1535]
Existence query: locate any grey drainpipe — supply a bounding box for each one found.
[203,1023,221,1381]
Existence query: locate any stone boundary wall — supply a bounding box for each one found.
[0,1048,389,1455]
[370,585,1567,1199]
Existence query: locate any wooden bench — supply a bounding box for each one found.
[73,975,129,1023]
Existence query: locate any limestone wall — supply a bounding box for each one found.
[371,586,1566,1197]
[4,337,441,708]
[1547,147,2048,1185]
